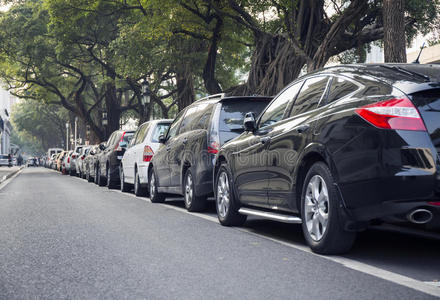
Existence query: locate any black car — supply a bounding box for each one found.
[213,64,440,254]
[95,130,135,188]
[149,94,272,211]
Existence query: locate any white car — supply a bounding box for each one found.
[120,119,172,196]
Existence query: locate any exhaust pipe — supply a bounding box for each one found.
[407,209,433,224]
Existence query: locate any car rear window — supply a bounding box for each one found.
[151,123,171,143]
[219,100,269,145]
[123,132,134,143]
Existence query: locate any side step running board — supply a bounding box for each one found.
[238,208,302,224]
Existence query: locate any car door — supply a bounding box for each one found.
[232,85,299,208]
[267,76,331,210]
[155,110,186,187]
[133,123,150,177]
[168,105,200,188]
[124,129,140,183]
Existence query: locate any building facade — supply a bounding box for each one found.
[0,88,18,154]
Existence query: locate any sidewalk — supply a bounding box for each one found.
[0,166,24,183]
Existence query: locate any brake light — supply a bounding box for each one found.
[81,155,85,160]
[428,202,440,206]
[208,141,219,154]
[115,131,127,151]
[355,98,426,131]
[67,157,70,163]
[143,145,154,162]
[72,154,77,159]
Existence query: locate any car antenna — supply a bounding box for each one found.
[412,42,425,64]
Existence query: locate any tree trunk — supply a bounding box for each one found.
[104,81,121,140]
[176,64,195,111]
[383,0,407,63]
[203,17,223,94]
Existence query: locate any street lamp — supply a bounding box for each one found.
[74,117,78,150]
[141,78,151,119]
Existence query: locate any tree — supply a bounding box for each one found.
[383,0,407,62]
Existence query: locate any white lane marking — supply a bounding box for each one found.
[0,169,23,191]
[424,281,440,287]
[62,173,440,297]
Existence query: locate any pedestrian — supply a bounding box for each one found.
[7,153,12,167]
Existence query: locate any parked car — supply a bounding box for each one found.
[148,94,272,211]
[68,145,84,176]
[120,119,172,195]
[95,130,135,188]
[56,151,67,172]
[84,145,99,182]
[27,157,38,167]
[76,146,91,178]
[213,63,440,254]
[63,150,73,174]
[0,154,10,167]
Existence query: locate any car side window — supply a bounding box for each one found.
[289,76,330,117]
[167,110,186,139]
[326,76,358,104]
[193,103,215,130]
[179,105,200,134]
[259,82,303,128]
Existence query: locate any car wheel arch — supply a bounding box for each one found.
[293,145,338,213]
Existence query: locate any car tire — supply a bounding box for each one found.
[106,166,116,189]
[120,166,131,192]
[134,169,148,196]
[183,168,206,212]
[300,161,356,254]
[149,168,165,203]
[215,163,247,226]
[97,166,106,187]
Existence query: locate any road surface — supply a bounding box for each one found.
[0,168,439,299]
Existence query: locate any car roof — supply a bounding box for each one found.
[315,63,440,84]
[194,94,273,105]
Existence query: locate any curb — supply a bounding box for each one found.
[0,166,25,184]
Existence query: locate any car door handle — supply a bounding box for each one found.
[296,124,310,134]
[260,137,271,144]
[182,138,188,145]
[166,146,171,151]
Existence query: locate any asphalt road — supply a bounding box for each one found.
[0,168,439,299]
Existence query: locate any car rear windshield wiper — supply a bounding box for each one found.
[380,65,430,82]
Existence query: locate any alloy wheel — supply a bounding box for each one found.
[304,175,329,241]
[184,173,193,207]
[150,173,155,199]
[216,171,230,218]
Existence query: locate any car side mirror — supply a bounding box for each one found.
[243,112,257,132]
[119,141,128,149]
[158,134,167,144]
[99,143,105,151]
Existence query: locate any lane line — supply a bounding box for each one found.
[50,170,440,297]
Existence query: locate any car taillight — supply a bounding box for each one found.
[81,155,85,160]
[67,157,70,163]
[208,141,219,154]
[429,202,440,206]
[72,154,77,159]
[143,145,154,162]
[355,98,426,131]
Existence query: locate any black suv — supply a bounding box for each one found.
[95,130,135,188]
[149,94,272,211]
[214,64,440,254]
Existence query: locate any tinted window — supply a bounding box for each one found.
[194,103,215,130]
[151,123,171,143]
[289,76,329,117]
[179,105,199,134]
[219,99,270,145]
[259,82,302,128]
[167,110,185,139]
[327,77,358,104]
